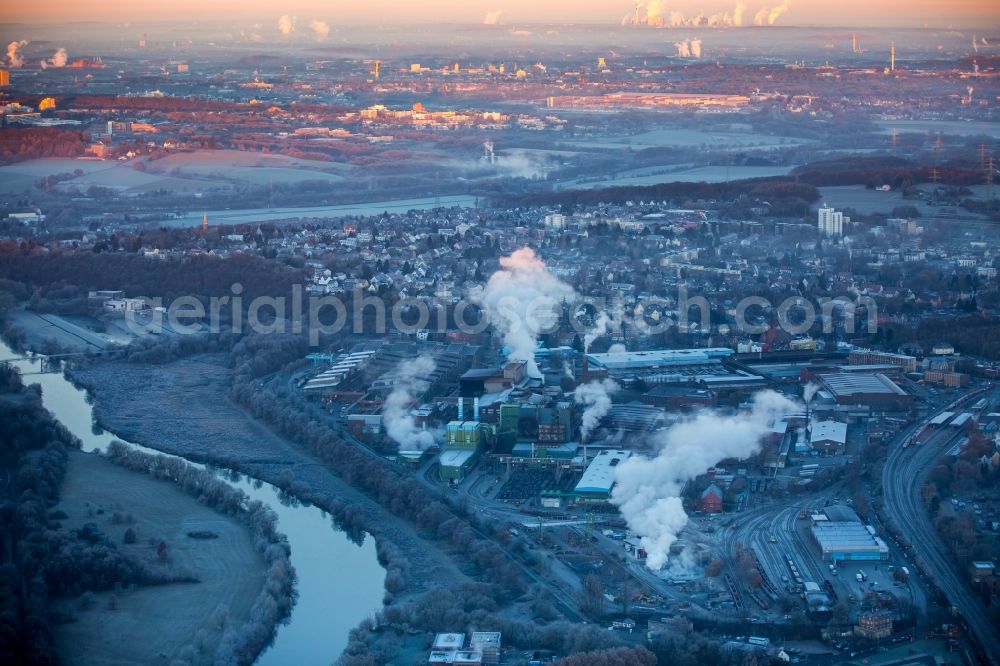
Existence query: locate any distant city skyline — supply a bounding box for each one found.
[4,1,999,28]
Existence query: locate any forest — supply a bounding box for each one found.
[0,127,90,164]
[0,248,305,313]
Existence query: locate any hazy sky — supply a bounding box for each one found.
[4,0,1000,27]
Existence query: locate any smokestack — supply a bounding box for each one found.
[582,354,589,382]
[458,397,465,421]
[473,397,480,421]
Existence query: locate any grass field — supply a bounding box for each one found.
[52,450,267,666]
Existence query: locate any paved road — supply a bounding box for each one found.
[881,391,1000,665]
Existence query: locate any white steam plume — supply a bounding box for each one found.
[675,40,691,58]
[277,15,296,37]
[309,20,329,40]
[583,303,624,352]
[612,390,798,569]
[803,382,820,403]
[469,247,576,379]
[576,378,619,442]
[483,10,503,25]
[41,47,67,69]
[690,38,702,58]
[753,7,768,25]
[383,356,437,452]
[767,0,790,25]
[733,2,746,26]
[7,40,28,68]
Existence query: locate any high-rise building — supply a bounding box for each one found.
[817,206,848,236]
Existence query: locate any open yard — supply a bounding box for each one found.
[52,450,267,666]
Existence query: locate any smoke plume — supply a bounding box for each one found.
[277,15,296,36]
[753,7,768,25]
[309,20,330,40]
[383,356,437,452]
[733,2,746,26]
[41,47,67,69]
[483,10,503,25]
[630,2,744,28]
[803,382,819,403]
[612,390,798,569]
[584,304,624,352]
[675,38,702,58]
[469,247,576,379]
[576,378,619,442]
[7,40,28,68]
[767,0,790,25]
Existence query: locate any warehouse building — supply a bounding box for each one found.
[816,373,913,410]
[585,348,763,391]
[810,506,889,562]
[574,449,631,501]
[809,419,847,454]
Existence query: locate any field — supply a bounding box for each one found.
[52,450,266,666]
[0,150,352,196]
[144,149,351,185]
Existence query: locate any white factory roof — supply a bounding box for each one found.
[810,420,847,446]
[818,373,907,397]
[812,522,889,555]
[587,348,733,370]
[574,449,631,495]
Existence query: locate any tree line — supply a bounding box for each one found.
[103,441,297,666]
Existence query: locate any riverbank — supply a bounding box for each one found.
[52,449,268,666]
[70,355,473,648]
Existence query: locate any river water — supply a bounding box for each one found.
[1,340,386,664]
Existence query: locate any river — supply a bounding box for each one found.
[1,340,386,664]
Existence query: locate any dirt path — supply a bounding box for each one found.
[53,450,267,666]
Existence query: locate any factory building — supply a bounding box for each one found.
[574,449,630,501]
[810,506,889,562]
[809,419,847,454]
[848,349,917,374]
[816,373,913,410]
[585,349,763,391]
[439,397,493,481]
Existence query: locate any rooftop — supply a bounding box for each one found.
[818,373,907,397]
[587,348,733,370]
[812,522,888,555]
[574,449,631,495]
[810,420,847,446]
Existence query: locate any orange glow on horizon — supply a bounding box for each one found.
[4,0,999,28]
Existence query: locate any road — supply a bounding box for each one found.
[881,389,1000,665]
